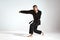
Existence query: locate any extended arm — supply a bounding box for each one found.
[19,10,31,14]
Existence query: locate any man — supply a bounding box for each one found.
[19,5,44,37]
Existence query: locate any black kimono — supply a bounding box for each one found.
[19,10,42,34]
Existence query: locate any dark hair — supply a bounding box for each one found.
[33,5,37,8]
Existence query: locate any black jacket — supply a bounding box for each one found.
[19,10,42,25]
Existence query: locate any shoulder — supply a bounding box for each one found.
[29,10,34,13]
[38,10,42,13]
[38,10,42,15]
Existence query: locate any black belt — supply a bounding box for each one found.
[29,19,40,24]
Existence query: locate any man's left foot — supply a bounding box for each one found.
[27,34,33,37]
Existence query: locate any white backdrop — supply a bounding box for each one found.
[0,0,60,33]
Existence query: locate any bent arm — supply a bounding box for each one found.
[19,10,31,14]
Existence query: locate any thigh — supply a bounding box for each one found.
[30,23,35,29]
[31,23,38,30]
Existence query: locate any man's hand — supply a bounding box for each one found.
[19,11,21,13]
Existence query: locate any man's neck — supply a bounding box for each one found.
[33,10,38,14]
[36,10,38,13]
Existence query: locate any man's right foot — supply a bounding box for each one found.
[41,32,44,36]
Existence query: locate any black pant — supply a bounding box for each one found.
[29,20,42,34]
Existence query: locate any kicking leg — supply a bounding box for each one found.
[34,25,44,35]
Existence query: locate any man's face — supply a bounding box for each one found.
[33,6,38,11]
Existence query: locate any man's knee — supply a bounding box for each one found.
[34,29,37,33]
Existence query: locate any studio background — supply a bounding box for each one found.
[0,0,60,33]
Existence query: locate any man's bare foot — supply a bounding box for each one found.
[41,32,44,36]
[27,34,33,37]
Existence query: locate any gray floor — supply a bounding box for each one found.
[0,31,60,40]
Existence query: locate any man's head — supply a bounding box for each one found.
[33,5,38,11]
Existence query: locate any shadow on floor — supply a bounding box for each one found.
[13,33,26,37]
[0,32,27,37]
